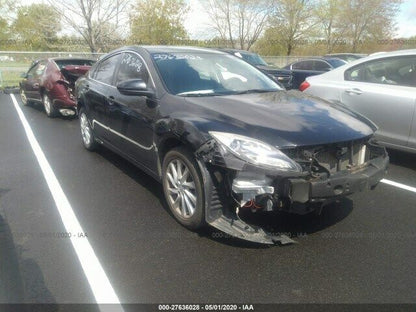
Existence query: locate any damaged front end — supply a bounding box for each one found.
[195,133,389,245]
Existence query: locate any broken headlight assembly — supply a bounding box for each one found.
[209,131,302,172]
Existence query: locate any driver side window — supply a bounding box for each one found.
[94,54,121,85]
[27,62,46,78]
[115,52,149,85]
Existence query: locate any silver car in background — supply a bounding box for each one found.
[301,49,416,153]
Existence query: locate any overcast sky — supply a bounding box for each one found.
[395,0,416,38]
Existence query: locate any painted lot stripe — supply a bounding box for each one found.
[10,94,123,310]
[381,178,416,194]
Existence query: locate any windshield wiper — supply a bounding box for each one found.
[232,89,278,95]
[177,90,218,97]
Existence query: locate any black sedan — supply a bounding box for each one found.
[75,46,388,244]
[220,48,288,87]
[283,57,347,71]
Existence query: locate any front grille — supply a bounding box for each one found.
[283,140,370,175]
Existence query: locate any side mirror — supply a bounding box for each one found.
[20,72,28,79]
[117,79,154,97]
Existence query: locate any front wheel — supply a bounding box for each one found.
[79,108,98,151]
[162,147,205,230]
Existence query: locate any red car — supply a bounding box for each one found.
[19,58,95,117]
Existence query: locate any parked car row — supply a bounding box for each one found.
[19,47,393,244]
[221,49,359,90]
[19,58,95,117]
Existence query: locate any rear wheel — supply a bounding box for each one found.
[43,93,57,117]
[79,108,97,151]
[162,147,205,230]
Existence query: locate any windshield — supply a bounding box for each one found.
[236,52,268,66]
[152,52,281,96]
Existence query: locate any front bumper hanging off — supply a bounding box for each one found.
[196,141,389,245]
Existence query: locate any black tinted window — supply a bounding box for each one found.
[314,60,331,71]
[94,54,121,85]
[326,58,347,68]
[116,53,149,84]
[292,60,314,70]
[291,61,305,70]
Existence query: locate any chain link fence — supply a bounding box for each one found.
[0,51,316,91]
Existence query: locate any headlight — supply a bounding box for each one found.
[209,131,302,172]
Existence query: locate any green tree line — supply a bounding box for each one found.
[0,0,414,55]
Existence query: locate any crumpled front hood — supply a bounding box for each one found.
[183,90,374,148]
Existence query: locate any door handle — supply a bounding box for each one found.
[107,96,115,105]
[85,84,90,91]
[33,83,39,88]
[345,88,363,95]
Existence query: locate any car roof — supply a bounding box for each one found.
[219,48,257,55]
[325,53,367,56]
[307,49,416,81]
[336,49,416,69]
[110,45,226,55]
[288,57,344,65]
[295,57,342,61]
[363,49,416,60]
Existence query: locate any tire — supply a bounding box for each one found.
[20,88,30,106]
[79,108,98,151]
[162,147,205,230]
[43,93,57,117]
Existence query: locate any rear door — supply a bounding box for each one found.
[87,53,122,142]
[109,52,157,170]
[22,61,46,101]
[341,55,416,148]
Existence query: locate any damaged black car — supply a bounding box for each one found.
[75,46,389,244]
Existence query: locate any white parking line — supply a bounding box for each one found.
[381,179,416,193]
[10,94,123,310]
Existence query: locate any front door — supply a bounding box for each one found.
[109,52,158,170]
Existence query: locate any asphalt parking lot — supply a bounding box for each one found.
[1,92,416,308]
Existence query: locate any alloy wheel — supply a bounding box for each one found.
[80,113,92,146]
[165,158,197,219]
[20,88,28,105]
[43,94,51,115]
